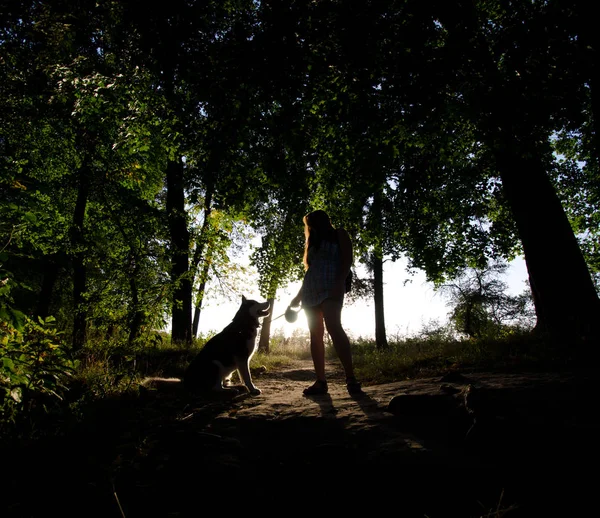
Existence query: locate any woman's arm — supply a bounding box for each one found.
[290,286,303,308]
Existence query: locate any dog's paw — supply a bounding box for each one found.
[249,387,262,395]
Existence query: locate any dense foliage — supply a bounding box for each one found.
[1,0,599,427]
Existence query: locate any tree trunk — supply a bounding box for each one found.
[574,0,600,168]
[192,258,211,338]
[128,258,144,346]
[71,168,89,351]
[166,158,192,346]
[190,187,213,285]
[258,296,275,353]
[191,299,202,339]
[496,146,600,343]
[442,1,600,345]
[36,254,60,319]
[191,188,214,338]
[372,253,389,349]
[370,189,388,349]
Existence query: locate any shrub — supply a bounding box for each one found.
[0,315,76,432]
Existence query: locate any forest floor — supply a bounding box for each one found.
[2,358,598,518]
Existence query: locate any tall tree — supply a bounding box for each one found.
[436,0,600,342]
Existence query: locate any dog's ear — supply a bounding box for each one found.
[242,295,247,303]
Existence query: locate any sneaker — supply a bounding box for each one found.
[346,377,364,396]
[303,379,328,396]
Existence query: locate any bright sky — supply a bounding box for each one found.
[195,255,530,340]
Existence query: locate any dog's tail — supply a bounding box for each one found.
[139,376,183,395]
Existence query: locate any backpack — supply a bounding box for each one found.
[332,228,353,293]
[345,269,353,293]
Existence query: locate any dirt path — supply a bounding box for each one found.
[4,360,598,517]
[116,360,595,517]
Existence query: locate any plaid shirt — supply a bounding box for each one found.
[301,240,342,307]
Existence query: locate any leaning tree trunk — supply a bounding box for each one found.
[575,0,600,169]
[496,145,600,343]
[192,258,211,338]
[441,0,600,345]
[166,158,192,346]
[191,188,214,338]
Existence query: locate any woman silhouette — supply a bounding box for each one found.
[290,210,363,396]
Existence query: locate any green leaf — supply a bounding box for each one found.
[9,309,26,331]
[2,357,16,372]
[23,212,37,223]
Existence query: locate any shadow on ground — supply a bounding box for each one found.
[2,360,598,517]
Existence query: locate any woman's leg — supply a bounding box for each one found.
[322,298,355,380]
[304,304,326,382]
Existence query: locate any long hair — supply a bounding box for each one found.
[302,210,337,270]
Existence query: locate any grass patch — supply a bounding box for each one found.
[67,328,576,397]
[253,325,563,386]
[0,322,575,440]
